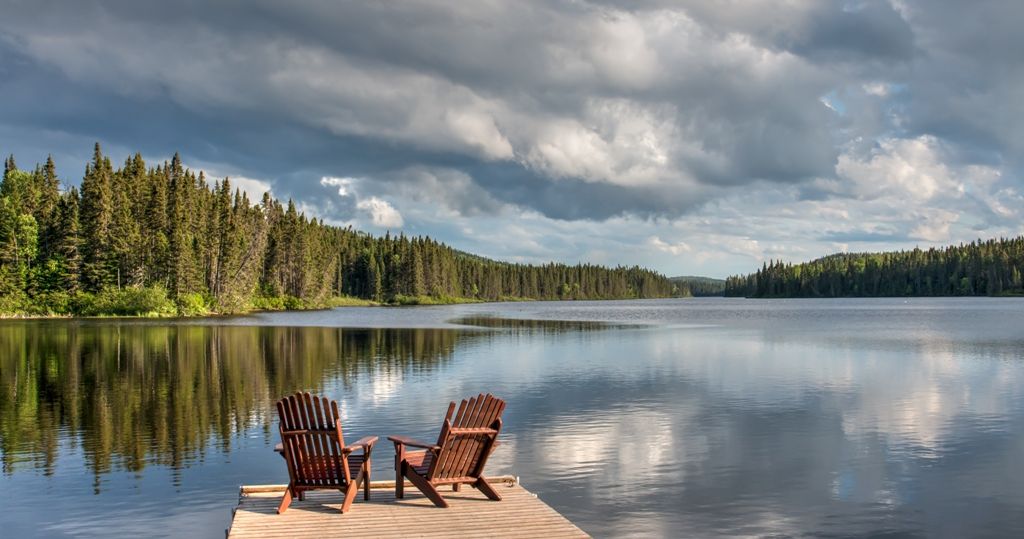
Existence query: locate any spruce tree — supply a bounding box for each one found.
[56,188,82,292]
[79,143,115,290]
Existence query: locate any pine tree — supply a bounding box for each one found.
[56,189,82,292]
[79,143,116,290]
[36,156,62,259]
[144,166,170,286]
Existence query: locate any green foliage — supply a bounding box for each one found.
[176,292,212,316]
[29,291,73,315]
[80,286,177,316]
[250,294,287,311]
[725,238,1024,298]
[392,294,482,305]
[0,289,28,315]
[323,296,378,307]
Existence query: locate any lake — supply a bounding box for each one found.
[2,298,1023,537]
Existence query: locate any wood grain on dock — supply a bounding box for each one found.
[228,476,590,538]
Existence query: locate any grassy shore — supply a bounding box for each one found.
[0,285,384,319]
[0,287,542,318]
[0,286,688,319]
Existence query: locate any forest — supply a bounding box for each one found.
[724,237,1024,297]
[0,145,683,316]
[670,276,725,296]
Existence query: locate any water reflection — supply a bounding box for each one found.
[0,323,461,485]
[450,315,622,332]
[1,299,1024,538]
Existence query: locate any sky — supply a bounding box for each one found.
[1,0,1022,278]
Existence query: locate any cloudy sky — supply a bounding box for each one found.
[2,0,1022,278]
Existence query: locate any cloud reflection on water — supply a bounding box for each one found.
[1,299,1023,537]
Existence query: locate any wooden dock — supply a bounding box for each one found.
[227,475,591,538]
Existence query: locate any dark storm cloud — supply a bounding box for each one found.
[776,1,915,64]
[0,0,1021,229]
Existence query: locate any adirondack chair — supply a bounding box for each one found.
[388,393,506,508]
[274,392,378,514]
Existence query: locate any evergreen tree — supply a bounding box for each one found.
[79,143,115,290]
[56,189,82,292]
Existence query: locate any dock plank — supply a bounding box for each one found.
[228,476,590,538]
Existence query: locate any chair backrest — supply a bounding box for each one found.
[276,392,351,486]
[427,393,505,481]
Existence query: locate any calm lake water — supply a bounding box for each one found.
[2,298,1024,537]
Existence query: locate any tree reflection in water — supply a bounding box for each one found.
[0,322,465,487]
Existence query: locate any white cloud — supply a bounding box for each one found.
[648,236,692,256]
[862,82,890,97]
[185,159,272,201]
[229,176,273,201]
[319,176,403,229]
[320,176,355,197]
[835,136,961,202]
[908,208,958,242]
[356,196,404,228]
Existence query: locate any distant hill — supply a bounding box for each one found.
[670,275,726,296]
[724,236,1024,298]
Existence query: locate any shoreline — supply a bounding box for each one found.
[0,294,696,320]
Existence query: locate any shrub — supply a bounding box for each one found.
[31,291,74,315]
[250,295,286,311]
[81,286,177,316]
[283,295,305,310]
[176,292,212,317]
[323,296,376,307]
[0,291,28,316]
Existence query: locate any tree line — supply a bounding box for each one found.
[670,276,725,296]
[0,145,683,315]
[724,237,1024,297]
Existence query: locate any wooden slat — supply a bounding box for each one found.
[300,393,324,486]
[239,475,517,494]
[462,395,499,474]
[446,394,486,478]
[228,479,589,538]
[448,395,486,478]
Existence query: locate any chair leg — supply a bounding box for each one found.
[405,469,448,508]
[452,483,461,492]
[396,460,405,499]
[475,477,502,501]
[341,473,362,513]
[277,484,294,514]
[363,463,371,501]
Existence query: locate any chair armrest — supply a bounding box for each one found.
[448,427,499,435]
[387,435,440,451]
[343,435,379,455]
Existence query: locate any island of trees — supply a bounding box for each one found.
[724,238,1024,297]
[0,145,684,316]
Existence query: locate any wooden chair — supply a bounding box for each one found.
[274,392,378,514]
[388,393,506,508]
